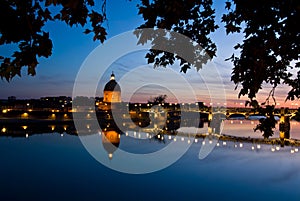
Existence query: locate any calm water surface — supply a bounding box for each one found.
[1,120,300,201]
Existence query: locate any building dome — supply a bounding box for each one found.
[104,72,121,92]
[102,72,121,103]
[104,79,121,92]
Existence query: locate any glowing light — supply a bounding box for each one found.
[2,109,8,113]
[174,138,177,142]
[157,134,160,139]
[60,133,64,137]
[1,127,7,133]
[168,135,172,140]
[187,139,191,144]
[295,148,299,152]
[22,113,29,118]
[251,146,255,150]
[51,125,55,131]
[209,140,212,144]
[86,124,90,129]
[223,141,227,146]
[257,144,261,149]
[25,133,29,138]
[234,144,237,148]
[275,146,280,151]
[216,143,220,147]
[194,139,198,143]
[202,141,205,145]
[181,137,184,141]
[291,149,295,154]
[230,121,233,124]
[64,114,68,118]
[125,132,128,136]
[28,109,32,112]
[64,126,67,131]
[239,143,243,148]
[240,121,243,124]
[271,147,275,152]
[22,126,28,130]
[161,136,164,140]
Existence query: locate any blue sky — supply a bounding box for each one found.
[0,0,298,107]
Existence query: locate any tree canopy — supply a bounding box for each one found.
[1,0,299,104]
[148,94,167,105]
[0,0,107,80]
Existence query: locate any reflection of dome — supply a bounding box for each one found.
[102,130,120,160]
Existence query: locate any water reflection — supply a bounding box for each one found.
[1,117,300,155]
[101,128,120,160]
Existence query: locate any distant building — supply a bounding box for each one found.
[103,72,121,103]
[8,96,16,101]
[99,72,121,110]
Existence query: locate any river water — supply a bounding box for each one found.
[0,120,300,201]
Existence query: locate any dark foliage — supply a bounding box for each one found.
[136,0,218,73]
[222,0,300,102]
[148,94,167,105]
[0,0,107,81]
[253,105,277,139]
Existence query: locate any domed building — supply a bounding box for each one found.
[103,72,121,103]
[98,72,121,111]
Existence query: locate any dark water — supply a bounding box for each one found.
[1,129,300,201]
